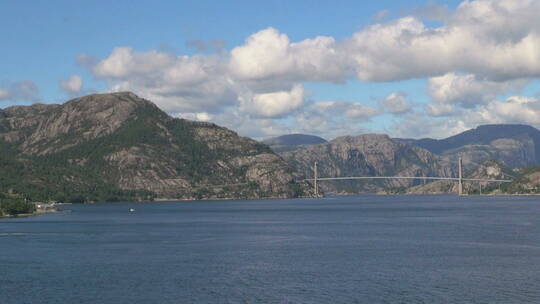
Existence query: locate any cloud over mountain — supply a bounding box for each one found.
[60,75,83,94]
[74,0,540,139]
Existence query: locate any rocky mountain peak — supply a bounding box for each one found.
[2,103,59,117]
[398,124,540,168]
[280,133,454,193]
[0,91,168,155]
[332,133,391,145]
[63,91,158,115]
[0,92,310,201]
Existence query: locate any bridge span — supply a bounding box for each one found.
[303,158,513,196]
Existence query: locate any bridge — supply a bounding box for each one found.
[303,158,513,196]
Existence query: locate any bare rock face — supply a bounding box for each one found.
[0,92,309,201]
[407,160,511,194]
[281,134,455,193]
[516,170,540,192]
[0,103,60,143]
[21,92,160,154]
[398,124,540,168]
[440,138,536,169]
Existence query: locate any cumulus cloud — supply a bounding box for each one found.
[378,92,412,114]
[425,103,456,117]
[392,114,471,139]
[396,95,540,138]
[428,73,526,108]
[347,0,540,81]
[79,0,540,139]
[239,84,305,118]
[177,111,214,122]
[59,75,83,93]
[474,95,540,125]
[311,100,380,120]
[90,47,237,114]
[228,27,351,83]
[93,47,175,79]
[289,100,381,139]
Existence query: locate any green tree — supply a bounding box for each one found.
[0,197,35,216]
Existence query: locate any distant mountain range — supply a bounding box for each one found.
[395,124,540,168]
[0,92,311,202]
[269,124,540,195]
[280,134,454,194]
[262,134,327,153]
[2,92,540,201]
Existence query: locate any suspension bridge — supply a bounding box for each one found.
[303,158,513,196]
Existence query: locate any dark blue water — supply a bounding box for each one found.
[2,195,540,303]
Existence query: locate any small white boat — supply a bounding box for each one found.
[129,208,135,212]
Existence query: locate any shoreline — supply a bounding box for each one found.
[3,192,539,215]
[0,208,64,220]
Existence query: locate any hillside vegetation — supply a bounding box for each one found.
[0,92,311,203]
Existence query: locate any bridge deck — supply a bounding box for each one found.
[304,176,513,183]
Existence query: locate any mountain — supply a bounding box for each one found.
[262,134,327,153]
[496,166,540,194]
[407,160,514,195]
[396,124,540,168]
[0,92,311,202]
[280,134,455,194]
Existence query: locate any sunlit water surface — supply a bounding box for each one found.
[2,195,540,303]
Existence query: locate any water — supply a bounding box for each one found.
[2,195,540,303]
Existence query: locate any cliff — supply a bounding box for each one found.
[280,134,455,194]
[0,92,311,202]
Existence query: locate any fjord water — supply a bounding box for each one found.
[2,196,540,303]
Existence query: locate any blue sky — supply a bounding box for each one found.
[1,0,539,139]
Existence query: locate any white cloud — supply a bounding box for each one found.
[346,0,540,81]
[379,92,412,114]
[92,48,236,114]
[240,84,305,118]
[311,100,380,120]
[209,109,294,139]
[425,103,456,117]
[93,47,174,79]
[289,100,381,139]
[474,95,540,125]
[392,114,471,139]
[177,112,214,122]
[60,75,83,93]
[395,95,540,138]
[79,0,540,139]
[428,73,526,108]
[228,27,350,83]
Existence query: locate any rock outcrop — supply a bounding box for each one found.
[281,134,455,194]
[407,160,513,195]
[0,92,311,202]
[396,124,540,168]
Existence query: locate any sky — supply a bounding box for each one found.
[1,0,539,140]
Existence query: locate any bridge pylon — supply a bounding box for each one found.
[314,161,318,196]
[458,157,463,196]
